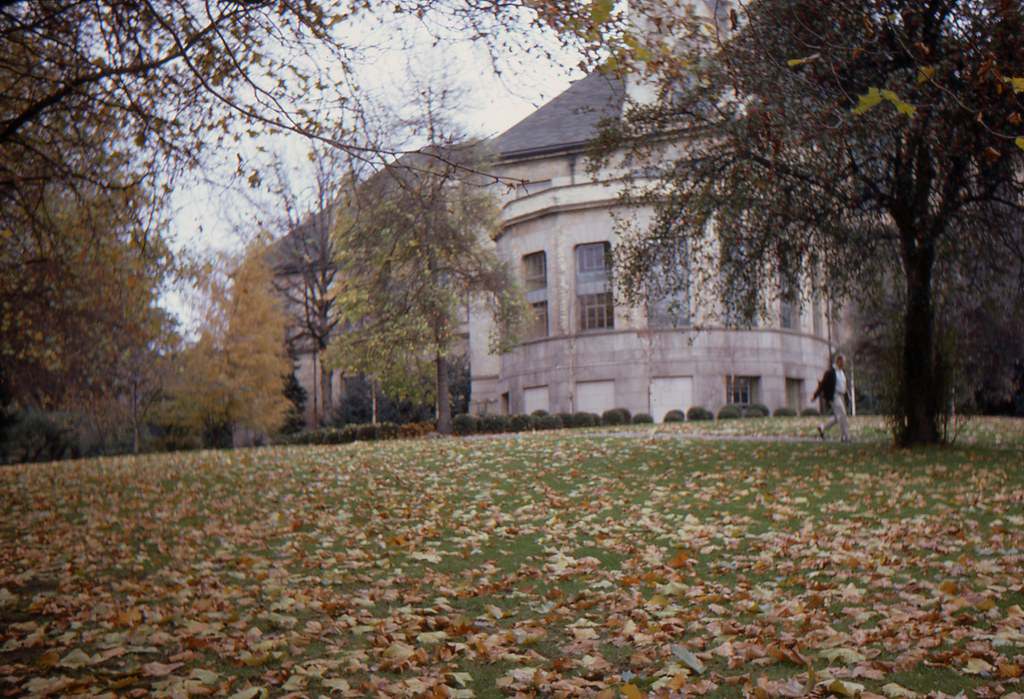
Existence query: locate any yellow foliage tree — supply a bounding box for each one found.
[166,239,291,443]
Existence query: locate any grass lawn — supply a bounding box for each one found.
[1,419,1022,698]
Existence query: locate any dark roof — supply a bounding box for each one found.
[266,209,334,275]
[491,73,625,160]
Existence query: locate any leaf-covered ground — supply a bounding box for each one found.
[1,420,1023,698]
[594,416,1024,449]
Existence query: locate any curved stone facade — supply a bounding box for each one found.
[468,75,836,420]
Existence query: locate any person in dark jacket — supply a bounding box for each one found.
[811,353,850,441]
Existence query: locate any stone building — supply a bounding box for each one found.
[468,72,841,420]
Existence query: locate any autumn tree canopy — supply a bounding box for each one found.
[328,141,525,435]
[596,0,1024,446]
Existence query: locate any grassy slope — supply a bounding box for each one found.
[1,419,1022,697]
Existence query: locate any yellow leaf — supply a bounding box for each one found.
[828,679,865,697]
[819,647,867,665]
[963,657,994,675]
[591,0,614,24]
[621,684,645,699]
[975,597,997,611]
[881,683,918,698]
[787,54,819,67]
[1015,136,1024,152]
[852,87,882,115]
[917,66,935,84]
[880,89,916,117]
[1003,76,1024,93]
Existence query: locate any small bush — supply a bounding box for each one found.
[717,405,742,420]
[452,414,479,436]
[744,403,770,418]
[509,414,532,432]
[801,407,821,417]
[568,412,593,427]
[687,406,714,421]
[530,409,549,417]
[535,414,563,430]
[556,412,575,427]
[377,422,399,440]
[479,414,510,433]
[773,407,797,417]
[339,426,359,443]
[632,413,654,424]
[601,409,627,426]
[355,424,379,441]
[663,410,686,423]
[5,410,77,463]
[398,421,435,439]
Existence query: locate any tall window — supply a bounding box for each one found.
[576,242,614,331]
[726,376,759,405]
[647,238,691,328]
[523,251,548,339]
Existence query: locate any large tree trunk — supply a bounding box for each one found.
[436,352,451,435]
[901,243,940,446]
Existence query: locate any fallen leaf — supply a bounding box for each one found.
[881,682,918,698]
[621,683,645,699]
[671,644,705,674]
[828,679,865,697]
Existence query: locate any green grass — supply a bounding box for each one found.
[1,421,1022,697]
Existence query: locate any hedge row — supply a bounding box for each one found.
[453,412,599,435]
[277,422,401,445]
[278,406,825,445]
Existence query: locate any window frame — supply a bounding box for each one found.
[523,251,547,293]
[575,242,614,332]
[528,300,549,340]
[726,376,759,406]
[578,292,614,331]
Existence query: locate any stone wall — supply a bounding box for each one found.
[469,146,839,420]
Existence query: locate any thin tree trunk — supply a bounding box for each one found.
[311,352,319,428]
[901,243,940,446]
[320,355,332,424]
[436,352,451,434]
[131,381,140,454]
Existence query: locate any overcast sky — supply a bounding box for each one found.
[164,16,584,329]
